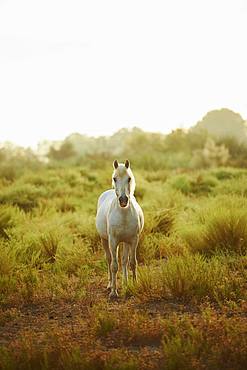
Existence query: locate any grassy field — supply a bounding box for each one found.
[0,162,247,369]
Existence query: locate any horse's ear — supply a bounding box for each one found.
[125,159,130,168]
[113,160,119,169]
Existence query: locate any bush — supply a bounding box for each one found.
[150,209,175,235]
[159,253,245,304]
[169,174,218,195]
[179,196,247,255]
[0,165,19,182]
[210,167,245,180]
[169,175,192,195]
[130,253,246,304]
[0,184,46,212]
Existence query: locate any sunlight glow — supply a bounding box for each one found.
[0,0,247,147]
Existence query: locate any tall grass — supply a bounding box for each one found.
[0,206,15,239]
[168,173,218,195]
[1,163,247,369]
[178,195,247,255]
[130,253,246,304]
[0,184,46,212]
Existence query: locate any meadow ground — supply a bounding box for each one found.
[0,163,246,370]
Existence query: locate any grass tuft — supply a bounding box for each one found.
[0,207,14,239]
[40,233,59,263]
[132,253,246,304]
[150,209,175,235]
[179,196,247,255]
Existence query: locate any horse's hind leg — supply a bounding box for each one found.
[102,238,112,290]
[129,237,138,281]
[122,243,129,285]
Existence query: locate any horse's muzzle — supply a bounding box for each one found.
[119,195,129,208]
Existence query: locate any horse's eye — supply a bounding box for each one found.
[113,177,117,182]
[128,177,131,183]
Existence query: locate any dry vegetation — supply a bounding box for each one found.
[0,159,246,370]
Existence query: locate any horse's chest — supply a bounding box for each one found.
[108,211,139,241]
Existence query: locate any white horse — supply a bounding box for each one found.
[96,159,144,298]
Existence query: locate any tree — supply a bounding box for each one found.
[194,108,247,143]
[191,138,229,168]
[48,141,76,160]
[164,129,190,153]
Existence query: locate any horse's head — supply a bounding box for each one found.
[112,159,136,208]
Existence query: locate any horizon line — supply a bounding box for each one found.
[0,107,246,150]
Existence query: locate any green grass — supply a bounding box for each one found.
[0,163,247,369]
[168,173,218,195]
[129,253,246,304]
[177,195,247,255]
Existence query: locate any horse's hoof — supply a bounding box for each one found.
[107,283,112,291]
[109,291,118,299]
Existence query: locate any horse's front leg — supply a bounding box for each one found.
[129,236,138,281]
[109,235,119,299]
[101,238,112,290]
[122,243,129,286]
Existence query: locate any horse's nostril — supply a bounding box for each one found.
[119,195,128,206]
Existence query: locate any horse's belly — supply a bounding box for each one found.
[112,230,137,243]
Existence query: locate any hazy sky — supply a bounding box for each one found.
[0,0,247,147]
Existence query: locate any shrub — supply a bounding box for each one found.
[150,209,175,235]
[0,184,45,212]
[191,138,230,168]
[210,167,245,180]
[0,165,19,182]
[159,253,245,304]
[169,174,218,195]
[169,175,191,194]
[179,197,247,255]
[137,208,184,263]
[131,253,246,304]
[190,174,218,194]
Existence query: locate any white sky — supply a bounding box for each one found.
[0,0,247,148]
